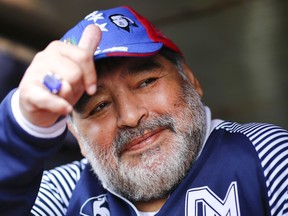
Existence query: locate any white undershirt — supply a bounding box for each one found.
[138,211,157,216]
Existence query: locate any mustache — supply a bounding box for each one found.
[113,115,176,155]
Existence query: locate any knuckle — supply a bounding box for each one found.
[67,67,82,85]
[78,50,92,63]
[47,40,62,50]
[20,93,37,112]
[33,50,45,61]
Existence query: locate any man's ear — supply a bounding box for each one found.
[181,63,203,97]
[67,121,87,157]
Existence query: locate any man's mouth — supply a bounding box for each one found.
[121,128,165,153]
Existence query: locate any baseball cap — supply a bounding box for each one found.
[61,5,182,60]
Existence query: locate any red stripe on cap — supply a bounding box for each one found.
[123,6,183,56]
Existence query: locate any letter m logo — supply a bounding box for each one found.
[185,182,241,216]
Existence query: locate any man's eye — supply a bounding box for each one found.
[89,102,108,116]
[139,78,157,88]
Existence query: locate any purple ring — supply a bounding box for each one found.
[43,73,62,94]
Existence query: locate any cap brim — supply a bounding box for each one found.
[93,42,163,60]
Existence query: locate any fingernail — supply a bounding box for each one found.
[66,105,73,114]
[87,84,97,95]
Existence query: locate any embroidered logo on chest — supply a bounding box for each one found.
[80,194,110,216]
[185,182,241,216]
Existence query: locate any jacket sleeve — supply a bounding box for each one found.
[0,90,67,215]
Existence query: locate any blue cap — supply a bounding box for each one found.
[61,6,182,60]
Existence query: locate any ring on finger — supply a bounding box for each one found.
[43,72,62,94]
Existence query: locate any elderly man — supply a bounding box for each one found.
[0,6,287,216]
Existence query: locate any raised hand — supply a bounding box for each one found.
[18,24,101,127]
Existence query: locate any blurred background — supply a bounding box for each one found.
[0,0,287,168]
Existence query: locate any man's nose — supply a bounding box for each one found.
[116,93,148,128]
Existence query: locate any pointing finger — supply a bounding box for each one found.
[78,24,101,54]
[78,24,102,95]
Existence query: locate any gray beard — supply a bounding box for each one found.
[81,81,207,202]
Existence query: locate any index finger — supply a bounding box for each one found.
[78,24,101,54]
[78,24,102,95]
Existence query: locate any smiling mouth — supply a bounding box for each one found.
[121,128,166,153]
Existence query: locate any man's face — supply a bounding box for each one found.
[71,54,206,202]
[111,15,129,28]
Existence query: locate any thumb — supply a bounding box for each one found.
[78,24,101,95]
[78,24,101,54]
